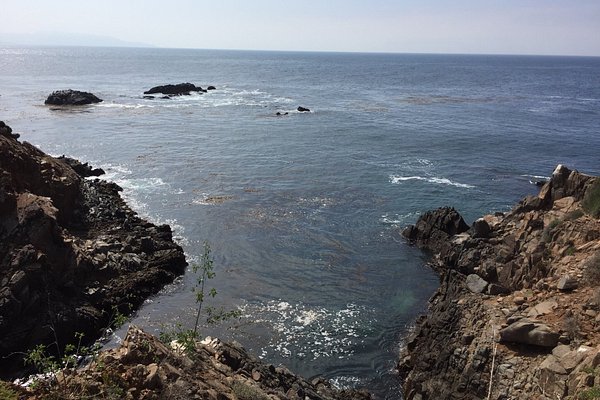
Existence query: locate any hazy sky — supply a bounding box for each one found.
[2,0,600,56]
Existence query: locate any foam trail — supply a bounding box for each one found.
[390,175,475,188]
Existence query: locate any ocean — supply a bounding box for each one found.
[1,46,599,398]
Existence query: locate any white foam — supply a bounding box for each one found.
[389,175,475,188]
[380,212,421,225]
[239,300,374,360]
[330,376,363,390]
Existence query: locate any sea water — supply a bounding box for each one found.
[1,47,600,398]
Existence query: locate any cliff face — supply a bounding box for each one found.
[400,165,600,399]
[0,122,187,378]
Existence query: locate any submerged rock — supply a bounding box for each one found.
[297,106,311,112]
[45,89,103,106]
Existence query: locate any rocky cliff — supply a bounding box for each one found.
[399,165,600,399]
[0,121,187,378]
[10,325,370,400]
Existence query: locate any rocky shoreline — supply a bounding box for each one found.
[0,121,187,378]
[399,165,600,399]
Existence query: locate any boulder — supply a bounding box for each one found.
[471,218,491,238]
[557,275,578,291]
[499,319,560,347]
[144,83,204,96]
[0,121,19,140]
[466,274,488,294]
[297,106,311,112]
[402,207,469,255]
[207,86,216,90]
[45,89,103,106]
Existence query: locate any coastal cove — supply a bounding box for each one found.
[1,47,600,398]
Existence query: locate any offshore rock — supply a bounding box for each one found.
[0,122,187,379]
[44,89,103,105]
[297,106,311,112]
[399,165,600,399]
[144,82,206,95]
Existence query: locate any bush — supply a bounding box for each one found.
[583,252,600,286]
[564,209,585,221]
[0,381,18,400]
[580,386,600,400]
[583,179,600,218]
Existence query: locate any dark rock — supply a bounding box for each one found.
[402,207,469,258]
[207,86,216,90]
[276,112,289,116]
[57,156,105,177]
[499,319,560,347]
[471,218,491,238]
[297,106,311,112]
[45,89,103,106]
[144,83,204,96]
[487,283,509,295]
[143,95,155,99]
[0,121,19,140]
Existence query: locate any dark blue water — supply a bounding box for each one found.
[2,47,600,398]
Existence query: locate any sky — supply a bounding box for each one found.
[1,0,600,56]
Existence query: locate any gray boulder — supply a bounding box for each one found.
[466,274,488,294]
[499,319,560,347]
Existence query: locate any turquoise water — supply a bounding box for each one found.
[1,47,600,398]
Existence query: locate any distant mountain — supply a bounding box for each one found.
[0,31,155,48]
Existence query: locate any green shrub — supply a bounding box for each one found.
[583,252,600,286]
[231,381,270,400]
[580,386,600,400]
[583,179,600,218]
[564,209,585,221]
[0,381,18,400]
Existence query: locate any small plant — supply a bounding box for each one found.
[582,179,600,218]
[563,312,580,343]
[231,381,270,400]
[542,219,561,242]
[159,241,240,355]
[565,209,585,221]
[583,251,600,286]
[582,365,599,375]
[0,381,19,400]
[23,298,132,395]
[580,386,600,400]
[192,241,217,338]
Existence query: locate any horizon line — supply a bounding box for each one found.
[1,42,599,59]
